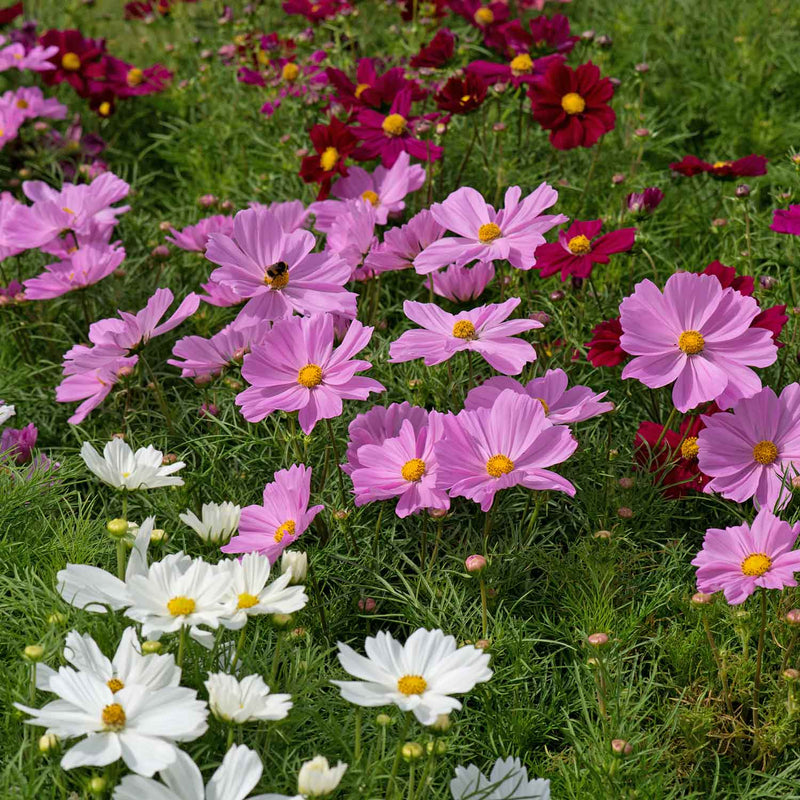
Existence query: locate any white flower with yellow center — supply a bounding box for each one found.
[0,401,15,425]
[81,437,185,490]
[331,629,492,725]
[180,501,242,544]
[15,669,207,777]
[205,672,292,724]
[113,744,276,800]
[220,552,308,630]
[296,756,348,797]
[450,757,550,799]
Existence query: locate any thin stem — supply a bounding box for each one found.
[270,631,283,686]
[308,560,330,642]
[743,201,754,276]
[372,503,385,559]
[575,138,604,218]
[325,418,347,511]
[453,123,480,188]
[479,577,488,640]
[702,613,734,716]
[226,725,235,750]
[177,625,187,669]
[482,507,494,554]
[655,405,678,449]
[354,707,362,760]
[781,630,799,673]
[467,349,474,393]
[387,714,411,799]
[426,518,444,579]
[231,626,247,672]
[586,275,605,318]
[116,538,127,581]
[753,589,768,730]
[407,762,415,800]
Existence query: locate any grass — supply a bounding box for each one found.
[3,0,800,797]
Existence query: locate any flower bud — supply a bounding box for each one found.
[107,517,129,538]
[549,289,565,302]
[427,739,448,754]
[194,374,214,387]
[198,194,217,208]
[332,509,349,521]
[617,506,633,519]
[401,742,424,761]
[47,612,67,626]
[735,184,751,198]
[593,529,612,539]
[759,275,777,290]
[376,713,393,727]
[634,62,649,73]
[634,128,650,138]
[199,402,220,418]
[691,592,714,606]
[597,34,613,47]
[784,668,800,682]
[357,597,377,613]
[162,453,178,465]
[529,311,551,325]
[151,244,170,260]
[272,613,294,629]
[475,638,491,650]
[88,775,107,793]
[428,507,448,519]
[786,609,800,626]
[618,477,634,489]
[150,527,167,544]
[142,640,162,654]
[281,551,308,584]
[465,554,487,573]
[587,632,609,647]
[611,739,633,756]
[430,713,451,732]
[24,644,44,661]
[39,733,59,752]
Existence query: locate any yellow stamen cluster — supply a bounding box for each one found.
[362,189,380,206]
[712,160,732,169]
[401,458,426,482]
[127,68,144,87]
[320,146,339,172]
[106,678,124,693]
[752,440,779,465]
[473,7,494,25]
[382,114,407,137]
[167,596,196,616]
[741,552,772,577]
[397,674,428,695]
[98,101,112,117]
[297,364,323,388]
[237,592,259,609]
[452,320,477,340]
[510,54,534,76]
[561,92,586,115]
[101,703,126,730]
[567,234,591,255]
[282,62,300,82]
[678,330,705,355]
[15,99,28,110]
[486,454,514,477]
[535,398,550,415]
[478,222,502,243]
[61,52,81,71]
[680,436,699,460]
[274,519,296,543]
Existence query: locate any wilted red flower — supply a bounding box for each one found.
[283,0,350,21]
[669,154,768,178]
[586,316,626,367]
[434,72,488,115]
[300,116,358,198]
[410,28,456,69]
[528,60,615,150]
[38,29,106,98]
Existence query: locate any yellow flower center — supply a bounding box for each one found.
[167,596,196,616]
[712,161,732,169]
[362,189,380,206]
[397,674,427,695]
[274,519,296,543]
[320,146,339,171]
[567,234,591,255]
[461,94,472,103]
[237,592,259,609]
[741,552,772,577]
[297,363,323,388]
[282,62,300,82]
[561,92,586,115]
[127,67,144,87]
[354,83,371,98]
[486,454,514,477]
[98,101,112,117]
[678,330,705,355]
[535,398,549,415]
[382,113,407,137]
[265,261,289,289]
[478,222,501,243]
[401,458,426,482]
[752,440,779,465]
[16,99,28,109]
[61,52,81,71]
[510,53,534,76]
[474,7,494,24]
[452,320,477,340]
[106,678,124,693]
[101,703,126,730]
[681,436,699,460]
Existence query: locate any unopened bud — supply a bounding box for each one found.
[151,244,170,260]
[24,644,44,662]
[428,507,447,519]
[587,632,609,647]
[47,612,67,625]
[786,609,800,626]
[617,506,633,519]
[475,638,490,650]
[594,529,612,539]
[272,613,293,628]
[465,554,487,573]
[784,668,800,682]
[402,742,424,760]
[427,739,448,754]
[376,713,393,727]
[430,713,451,732]
[38,733,59,752]
[142,640,162,654]
[611,739,632,756]
[88,775,107,793]
[618,477,634,489]
[735,184,751,198]
[332,509,349,520]
[162,453,178,465]
[357,597,377,613]
[691,592,714,606]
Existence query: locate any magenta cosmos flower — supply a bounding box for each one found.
[206,206,356,321]
[413,185,566,274]
[771,205,800,236]
[435,389,577,511]
[237,314,385,433]
[351,414,450,518]
[697,384,800,512]
[56,354,137,424]
[534,219,635,281]
[691,508,800,605]
[166,215,234,252]
[619,272,777,412]
[2,87,67,121]
[465,369,612,424]
[363,209,444,276]
[427,262,496,303]
[390,297,541,375]
[221,464,324,563]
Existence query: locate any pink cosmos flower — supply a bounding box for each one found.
[249,199,309,232]
[465,369,613,424]
[237,314,385,433]
[324,199,379,281]
[389,297,541,375]
[221,464,324,563]
[351,87,443,167]
[413,185,567,274]
[310,152,426,231]
[697,383,800,512]
[771,205,800,236]
[23,243,125,300]
[0,192,25,261]
[0,101,23,149]
[0,41,57,72]
[206,206,357,320]
[363,209,444,276]
[691,508,800,605]
[56,355,137,424]
[198,279,244,308]
[435,389,577,511]
[351,414,450,518]
[1,86,67,121]
[166,215,234,252]
[427,262,496,302]
[533,219,636,281]
[169,318,270,379]
[619,272,777,412]
[343,402,430,475]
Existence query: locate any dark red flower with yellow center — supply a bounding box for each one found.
[38,29,106,98]
[98,56,173,98]
[327,58,426,111]
[282,0,351,21]
[534,220,636,281]
[528,60,616,150]
[467,52,562,89]
[447,0,510,50]
[410,28,456,69]
[669,154,768,178]
[434,73,488,115]
[502,14,578,57]
[300,116,359,199]
[586,316,626,368]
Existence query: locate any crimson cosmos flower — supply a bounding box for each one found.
[282,0,350,21]
[327,59,425,111]
[0,2,22,25]
[434,73,488,115]
[586,317,625,368]
[410,28,456,69]
[528,60,616,150]
[669,154,768,178]
[502,14,578,57]
[38,29,106,98]
[300,116,359,199]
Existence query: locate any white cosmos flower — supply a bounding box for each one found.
[0,402,15,425]
[331,629,492,726]
[81,437,185,490]
[281,551,308,584]
[297,756,348,797]
[221,553,308,630]
[205,672,292,724]
[450,757,550,800]
[180,501,241,544]
[125,556,234,638]
[15,669,208,777]
[37,627,180,694]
